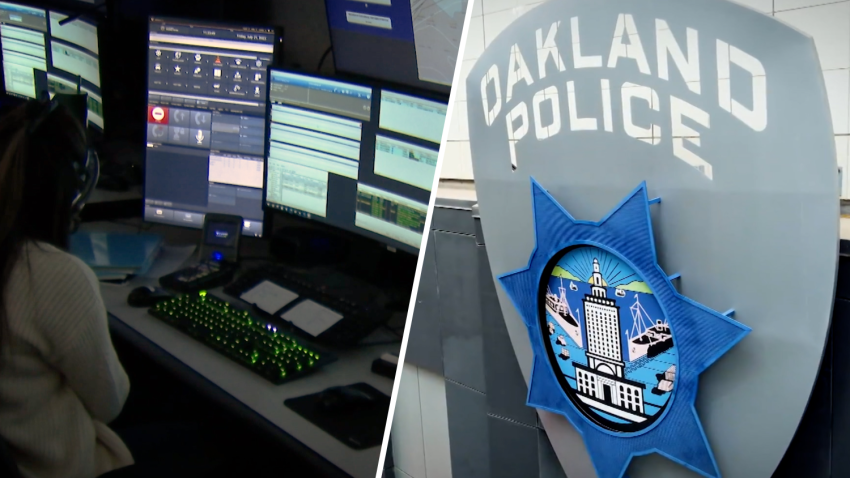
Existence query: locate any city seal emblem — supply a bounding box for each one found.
[498,178,750,477]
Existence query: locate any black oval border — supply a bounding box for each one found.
[537,245,672,434]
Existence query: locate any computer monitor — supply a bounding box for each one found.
[0,1,103,130]
[264,69,446,254]
[142,17,277,238]
[324,0,468,94]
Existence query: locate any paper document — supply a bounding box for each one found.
[240,280,299,315]
[281,300,343,337]
[142,244,197,279]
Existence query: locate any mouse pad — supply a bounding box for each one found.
[284,383,390,450]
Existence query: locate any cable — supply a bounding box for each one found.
[316,46,333,71]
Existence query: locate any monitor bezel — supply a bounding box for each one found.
[141,15,281,238]
[263,67,447,256]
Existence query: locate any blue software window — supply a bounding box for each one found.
[142,17,275,237]
[325,0,467,93]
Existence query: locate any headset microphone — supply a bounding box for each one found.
[26,94,100,232]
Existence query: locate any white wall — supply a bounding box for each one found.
[390,363,453,478]
[440,0,850,198]
[441,0,545,182]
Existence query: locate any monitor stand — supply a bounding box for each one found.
[339,238,417,288]
[270,226,352,267]
[269,226,416,308]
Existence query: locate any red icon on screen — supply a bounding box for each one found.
[148,105,169,124]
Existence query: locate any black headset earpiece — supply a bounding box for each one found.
[26,98,60,135]
[24,95,99,231]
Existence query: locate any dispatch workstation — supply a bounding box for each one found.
[0,2,457,477]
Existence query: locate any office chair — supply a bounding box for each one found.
[0,433,22,478]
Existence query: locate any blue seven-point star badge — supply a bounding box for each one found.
[497,178,751,478]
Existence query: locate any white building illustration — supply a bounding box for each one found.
[574,258,648,423]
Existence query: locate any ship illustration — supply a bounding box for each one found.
[556,335,566,346]
[615,288,626,297]
[569,281,578,291]
[545,278,583,347]
[548,322,555,336]
[625,294,674,362]
[559,348,570,360]
[652,365,676,395]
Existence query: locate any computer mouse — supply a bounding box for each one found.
[127,286,172,308]
[316,385,377,414]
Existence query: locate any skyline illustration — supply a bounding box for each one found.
[552,247,652,293]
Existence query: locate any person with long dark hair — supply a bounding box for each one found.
[0,98,134,477]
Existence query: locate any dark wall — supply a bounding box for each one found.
[406,199,566,478]
[405,198,844,478]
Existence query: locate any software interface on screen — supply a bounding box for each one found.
[143,17,275,237]
[0,2,103,129]
[265,70,447,253]
[325,0,467,93]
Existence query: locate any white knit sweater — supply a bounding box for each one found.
[0,241,134,478]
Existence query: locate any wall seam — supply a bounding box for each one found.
[431,228,476,238]
[444,377,486,395]
[487,412,542,431]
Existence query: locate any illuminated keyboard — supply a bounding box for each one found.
[224,266,392,347]
[148,291,334,384]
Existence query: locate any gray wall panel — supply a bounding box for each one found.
[405,232,444,375]
[481,245,537,427]
[488,416,539,478]
[434,231,487,392]
[538,428,568,478]
[836,256,850,300]
[445,380,490,478]
[831,298,850,477]
[431,206,476,236]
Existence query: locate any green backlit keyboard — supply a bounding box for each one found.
[148,291,335,384]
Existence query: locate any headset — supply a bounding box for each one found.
[25,94,100,230]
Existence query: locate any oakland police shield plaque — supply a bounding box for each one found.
[466,0,839,477]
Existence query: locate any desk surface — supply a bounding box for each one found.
[88,221,400,478]
[89,185,142,204]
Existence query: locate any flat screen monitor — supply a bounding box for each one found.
[324,0,468,94]
[0,1,103,130]
[143,17,276,237]
[265,69,446,254]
